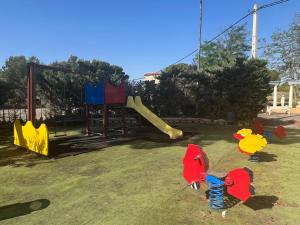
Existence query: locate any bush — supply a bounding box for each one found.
[126,59,271,122]
[218,58,271,122]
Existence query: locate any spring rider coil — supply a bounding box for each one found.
[248,152,259,162]
[263,130,272,143]
[206,175,224,210]
[183,144,253,210]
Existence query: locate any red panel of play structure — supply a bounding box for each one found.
[104,82,126,104]
[225,168,251,202]
[274,126,286,138]
[183,144,208,184]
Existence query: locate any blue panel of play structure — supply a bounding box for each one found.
[84,82,104,105]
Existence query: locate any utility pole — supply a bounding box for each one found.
[251,3,258,59]
[198,0,203,71]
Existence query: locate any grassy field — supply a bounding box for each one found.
[0,124,300,225]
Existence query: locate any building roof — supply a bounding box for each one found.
[144,72,161,77]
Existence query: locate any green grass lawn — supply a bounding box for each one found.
[0,124,300,225]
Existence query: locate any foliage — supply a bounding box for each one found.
[218,58,271,122]
[0,56,28,111]
[0,23,274,123]
[0,55,129,119]
[0,79,9,106]
[126,80,159,113]
[126,80,144,97]
[193,24,251,73]
[267,69,280,81]
[41,56,129,116]
[142,81,159,112]
[126,25,270,122]
[127,58,271,123]
[264,13,300,79]
[157,64,196,116]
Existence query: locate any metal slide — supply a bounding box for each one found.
[126,96,183,139]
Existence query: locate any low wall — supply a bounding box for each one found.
[162,117,228,125]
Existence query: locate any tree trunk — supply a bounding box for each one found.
[2,108,4,122]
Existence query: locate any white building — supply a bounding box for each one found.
[144,72,161,84]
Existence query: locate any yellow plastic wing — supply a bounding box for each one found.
[14,119,49,156]
[126,96,183,139]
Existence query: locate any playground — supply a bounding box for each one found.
[0,122,300,225]
[0,1,299,224]
[0,62,300,224]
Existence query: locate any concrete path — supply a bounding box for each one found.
[258,112,300,129]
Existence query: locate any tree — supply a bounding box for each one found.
[37,56,129,117]
[157,64,196,116]
[0,79,8,106]
[0,55,130,121]
[267,69,280,81]
[218,58,271,123]
[264,13,300,79]
[0,56,27,109]
[126,80,144,97]
[193,24,251,73]
[142,81,159,112]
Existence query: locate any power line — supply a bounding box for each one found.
[172,49,198,65]
[207,12,254,44]
[130,77,144,81]
[131,0,290,82]
[258,0,290,10]
[163,0,291,67]
[162,10,254,70]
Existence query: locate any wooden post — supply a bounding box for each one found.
[121,103,126,135]
[2,108,4,122]
[27,63,36,123]
[85,104,90,135]
[103,104,108,137]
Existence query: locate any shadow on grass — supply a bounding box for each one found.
[258,152,277,162]
[0,133,137,167]
[48,134,137,158]
[128,123,300,150]
[1,123,299,167]
[224,194,241,209]
[0,199,50,221]
[243,195,279,210]
[223,195,279,210]
[204,190,278,211]
[127,124,239,150]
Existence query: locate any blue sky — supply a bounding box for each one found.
[0,0,299,79]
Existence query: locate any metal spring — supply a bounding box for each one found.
[263,130,272,143]
[208,182,224,210]
[248,152,259,162]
